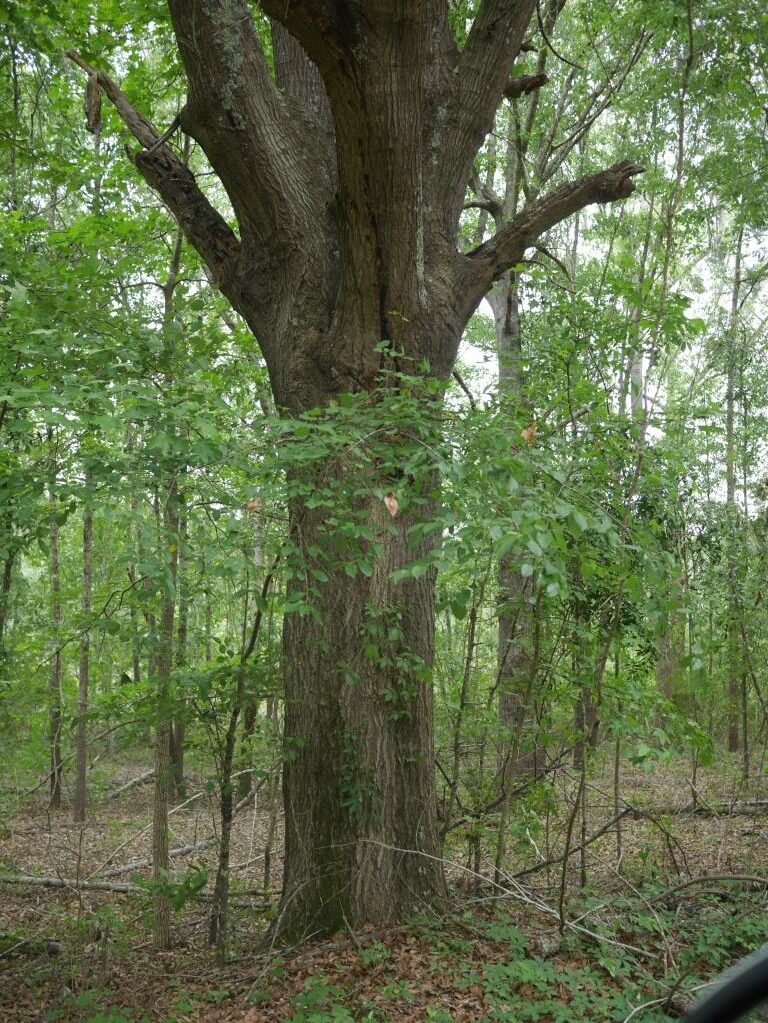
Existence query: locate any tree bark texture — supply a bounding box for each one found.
[277,488,445,940]
[72,0,644,941]
[73,497,93,823]
[48,485,63,811]
[152,488,178,950]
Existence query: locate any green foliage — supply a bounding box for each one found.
[357,940,392,967]
[285,977,355,1023]
[132,864,208,912]
[2,8,768,1012]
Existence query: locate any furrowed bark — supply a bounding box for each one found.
[444,0,538,225]
[167,0,327,244]
[275,486,447,944]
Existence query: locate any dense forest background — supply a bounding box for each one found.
[2,0,768,1021]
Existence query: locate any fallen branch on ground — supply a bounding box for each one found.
[99,838,216,878]
[106,768,154,800]
[0,872,275,907]
[650,874,768,903]
[0,930,63,958]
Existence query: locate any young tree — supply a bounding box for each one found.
[70,1,642,941]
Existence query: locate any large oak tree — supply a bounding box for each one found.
[71,0,642,942]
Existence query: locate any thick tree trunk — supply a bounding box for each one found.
[72,0,643,944]
[274,481,446,943]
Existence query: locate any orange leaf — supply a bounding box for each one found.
[384,493,399,518]
[521,423,538,445]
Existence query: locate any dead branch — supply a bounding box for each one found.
[99,838,216,878]
[65,50,241,289]
[106,768,154,800]
[462,160,645,305]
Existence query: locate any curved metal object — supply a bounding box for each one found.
[686,945,768,1023]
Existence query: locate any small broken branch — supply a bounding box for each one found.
[2,873,138,894]
[0,873,274,906]
[65,50,241,288]
[106,768,155,800]
[504,71,549,101]
[452,370,477,411]
[146,113,182,153]
[99,839,216,878]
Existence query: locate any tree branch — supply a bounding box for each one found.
[442,0,537,224]
[460,159,644,308]
[65,51,241,289]
[503,70,549,100]
[167,0,329,243]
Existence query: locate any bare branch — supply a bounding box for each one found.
[534,0,583,70]
[452,369,477,410]
[65,51,241,288]
[460,160,644,310]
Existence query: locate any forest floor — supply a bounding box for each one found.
[3,753,768,1023]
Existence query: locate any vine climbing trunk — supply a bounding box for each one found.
[276,486,446,943]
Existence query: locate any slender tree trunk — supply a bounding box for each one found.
[208,701,239,952]
[48,481,63,811]
[441,594,480,841]
[492,272,537,779]
[171,493,188,799]
[236,702,258,802]
[0,542,14,660]
[237,499,265,802]
[152,484,178,950]
[125,424,143,696]
[73,492,93,823]
[152,218,185,949]
[726,228,743,753]
[572,590,599,771]
[8,38,20,212]
[494,591,541,884]
[262,696,281,894]
[210,563,275,951]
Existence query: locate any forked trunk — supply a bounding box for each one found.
[74,0,644,944]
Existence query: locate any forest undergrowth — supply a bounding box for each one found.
[3,754,768,1023]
